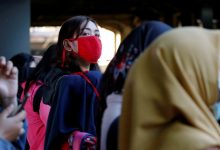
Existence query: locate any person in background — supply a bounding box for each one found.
[10,52,36,99]
[22,44,57,150]
[42,15,102,150]
[99,21,172,150]
[0,56,26,150]
[10,52,35,149]
[120,27,220,150]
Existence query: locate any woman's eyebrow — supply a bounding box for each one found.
[82,28,91,31]
[94,29,99,32]
[82,28,99,32]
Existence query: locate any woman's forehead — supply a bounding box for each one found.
[80,20,98,30]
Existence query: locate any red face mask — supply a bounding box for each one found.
[68,36,102,63]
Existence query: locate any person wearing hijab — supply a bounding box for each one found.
[99,21,172,150]
[120,27,220,150]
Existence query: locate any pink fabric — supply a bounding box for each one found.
[72,131,87,150]
[61,131,89,150]
[21,82,50,150]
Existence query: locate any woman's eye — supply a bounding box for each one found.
[95,33,100,37]
[81,32,90,36]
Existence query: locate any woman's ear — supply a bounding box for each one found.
[63,39,73,51]
[63,39,78,53]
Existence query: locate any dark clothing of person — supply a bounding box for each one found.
[107,117,119,150]
[44,71,102,150]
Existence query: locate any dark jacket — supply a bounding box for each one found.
[44,71,102,150]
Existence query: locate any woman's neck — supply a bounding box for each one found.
[77,58,90,72]
[80,65,90,72]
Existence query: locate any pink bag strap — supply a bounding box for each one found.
[72,131,87,150]
[68,131,90,150]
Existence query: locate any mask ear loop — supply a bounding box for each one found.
[61,48,66,68]
[61,38,78,68]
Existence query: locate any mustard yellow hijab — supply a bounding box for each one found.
[119,27,220,150]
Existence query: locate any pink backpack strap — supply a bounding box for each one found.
[71,131,87,150]
[68,130,97,150]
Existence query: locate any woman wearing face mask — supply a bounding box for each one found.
[43,16,102,150]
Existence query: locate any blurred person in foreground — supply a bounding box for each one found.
[120,27,220,150]
[99,21,172,150]
[0,56,26,150]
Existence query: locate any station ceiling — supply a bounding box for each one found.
[31,0,217,27]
